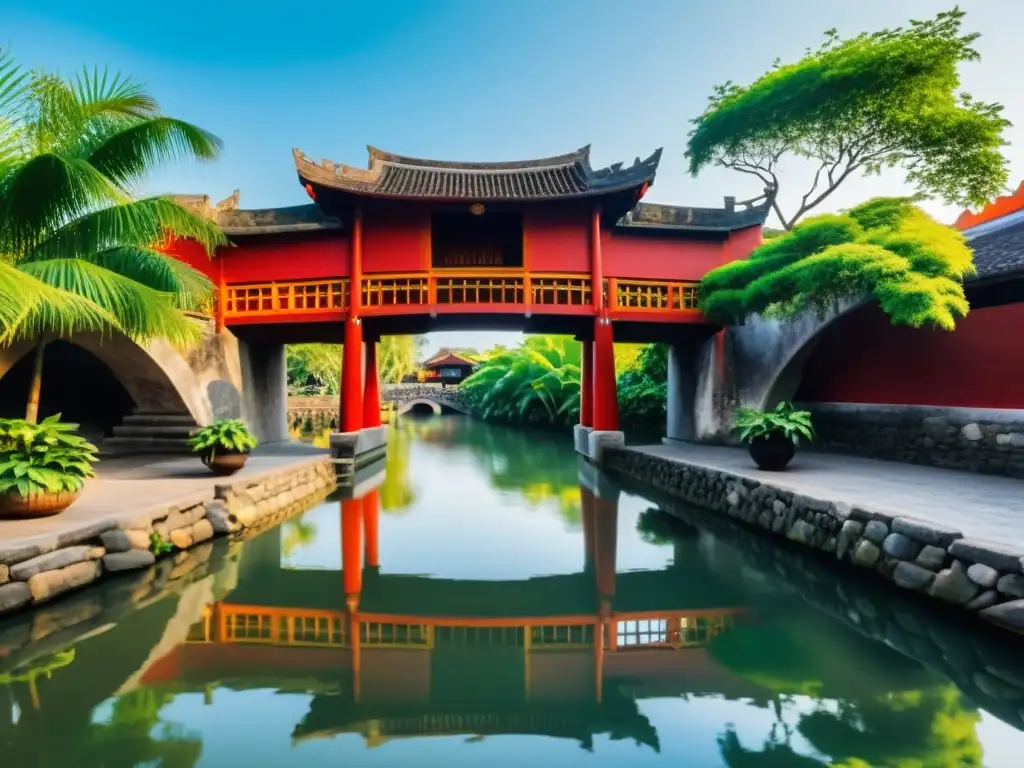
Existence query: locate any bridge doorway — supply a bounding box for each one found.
[404,400,442,417]
[0,341,135,442]
[431,210,523,269]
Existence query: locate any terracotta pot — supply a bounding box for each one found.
[747,433,796,471]
[201,450,249,476]
[0,490,81,519]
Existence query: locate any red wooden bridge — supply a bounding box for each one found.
[169,143,771,437]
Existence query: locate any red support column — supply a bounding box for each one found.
[580,341,594,428]
[340,204,364,434]
[362,340,381,429]
[581,485,596,571]
[340,319,363,433]
[592,317,619,431]
[341,498,363,604]
[593,492,618,602]
[363,488,380,569]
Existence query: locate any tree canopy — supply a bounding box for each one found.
[685,8,1010,229]
[699,197,974,330]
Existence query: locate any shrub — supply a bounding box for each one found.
[0,415,98,496]
[734,402,814,445]
[187,419,258,459]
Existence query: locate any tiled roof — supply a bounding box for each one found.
[173,192,339,235]
[616,189,774,234]
[294,145,661,202]
[423,352,476,369]
[967,218,1024,280]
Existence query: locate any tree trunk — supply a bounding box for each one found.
[24,340,48,424]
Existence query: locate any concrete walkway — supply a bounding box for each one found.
[632,443,1024,546]
[0,442,328,549]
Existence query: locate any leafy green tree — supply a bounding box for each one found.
[685,8,1010,230]
[287,336,425,394]
[0,48,225,421]
[700,197,974,330]
[617,343,668,429]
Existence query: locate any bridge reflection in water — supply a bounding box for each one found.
[137,466,758,752]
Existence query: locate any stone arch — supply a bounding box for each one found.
[398,398,443,416]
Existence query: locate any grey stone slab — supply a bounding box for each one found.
[10,546,95,581]
[916,545,947,571]
[929,561,980,605]
[0,582,31,613]
[893,562,936,591]
[949,539,1024,573]
[981,600,1024,634]
[883,533,922,560]
[892,517,963,547]
[968,563,1001,589]
[864,520,889,545]
[103,550,156,572]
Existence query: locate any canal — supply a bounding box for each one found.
[2,415,1024,766]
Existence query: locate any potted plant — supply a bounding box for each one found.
[735,401,814,471]
[0,415,99,518]
[188,419,258,476]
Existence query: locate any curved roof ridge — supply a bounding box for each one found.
[366,145,591,171]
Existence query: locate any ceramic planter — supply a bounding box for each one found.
[747,433,796,471]
[0,490,81,518]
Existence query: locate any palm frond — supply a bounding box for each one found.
[0,153,128,252]
[73,66,158,120]
[87,117,222,190]
[18,258,199,344]
[0,261,117,343]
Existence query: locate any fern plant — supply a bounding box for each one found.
[0,415,98,496]
[735,402,815,445]
[187,419,257,459]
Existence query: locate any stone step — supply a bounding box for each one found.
[112,425,196,438]
[121,413,198,427]
[99,436,194,456]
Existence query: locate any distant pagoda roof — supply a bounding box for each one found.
[422,351,476,369]
[174,191,339,236]
[293,145,662,202]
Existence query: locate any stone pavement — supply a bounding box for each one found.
[0,441,328,550]
[631,443,1024,547]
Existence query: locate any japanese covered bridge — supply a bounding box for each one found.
[165,143,770,460]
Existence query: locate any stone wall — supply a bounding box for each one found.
[605,447,1024,637]
[630,488,1024,732]
[803,403,1024,478]
[0,460,336,619]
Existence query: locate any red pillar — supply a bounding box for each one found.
[581,485,596,571]
[592,317,618,431]
[341,498,363,601]
[362,340,381,429]
[593,492,618,601]
[580,341,594,428]
[362,488,380,569]
[590,207,618,432]
[340,319,363,433]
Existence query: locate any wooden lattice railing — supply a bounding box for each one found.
[220,271,701,319]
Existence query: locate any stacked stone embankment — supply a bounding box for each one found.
[634,491,1024,731]
[0,459,335,618]
[606,448,1024,636]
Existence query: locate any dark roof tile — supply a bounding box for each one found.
[967,219,1024,281]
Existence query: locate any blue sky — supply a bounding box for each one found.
[5,0,1023,354]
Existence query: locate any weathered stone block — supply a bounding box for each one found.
[883,533,922,560]
[966,590,1000,612]
[170,528,193,549]
[0,582,30,613]
[27,560,102,603]
[891,517,963,548]
[852,540,881,568]
[949,539,1024,573]
[997,574,1024,599]
[191,519,215,545]
[786,520,816,545]
[836,520,864,560]
[103,550,156,572]
[0,541,55,567]
[915,545,947,571]
[961,423,983,441]
[980,599,1024,634]
[967,563,1001,589]
[100,529,150,553]
[0,564,8,584]
[929,561,979,605]
[11,546,95,581]
[893,562,935,591]
[863,520,889,545]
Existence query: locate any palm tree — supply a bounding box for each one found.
[0,48,226,421]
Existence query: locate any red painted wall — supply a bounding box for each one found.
[603,232,729,281]
[363,200,430,273]
[169,232,350,284]
[723,225,763,263]
[523,206,590,273]
[797,302,1024,408]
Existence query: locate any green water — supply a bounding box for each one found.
[2,416,1024,767]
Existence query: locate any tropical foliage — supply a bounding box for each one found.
[617,343,668,429]
[686,8,1010,229]
[187,418,257,458]
[0,414,98,495]
[287,336,426,394]
[735,402,814,446]
[460,336,582,426]
[700,197,975,331]
[0,47,225,421]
